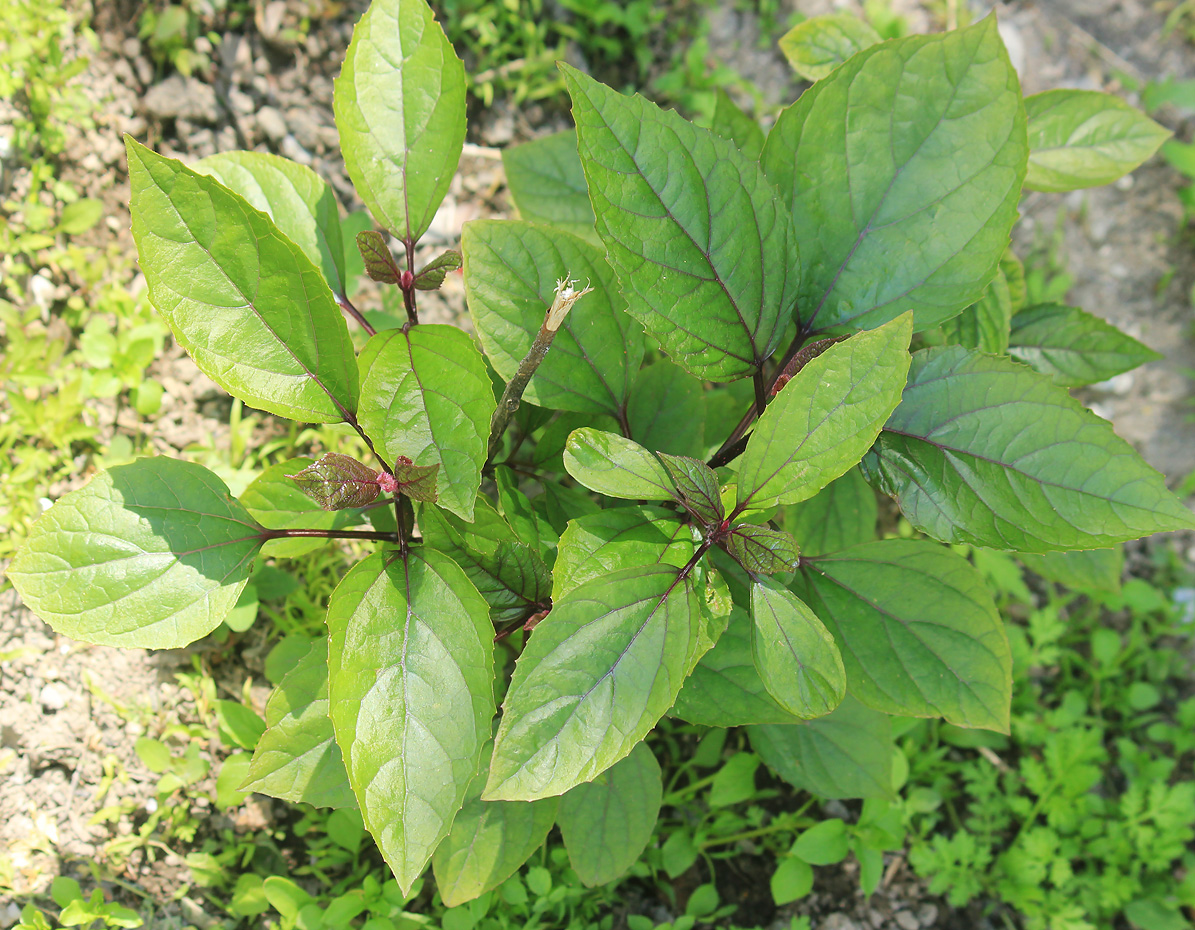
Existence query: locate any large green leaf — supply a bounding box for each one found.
[563,428,676,501]
[762,17,1026,334]
[1017,548,1123,595]
[1008,303,1162,388]
[432,743,558,907]
[195,151,350,297]
[485,565,703,800]
[1024,89,1170,193]
[797,539,1010,730]
[557,743,663,886]
[561,63,800,381]
[865,346,1195,550]
[553,506,696,600]
[778,13,881,82]
[241,640,356,809]
[710,89,765,161]
[501,130,596,240]
[358,325,495,521]
[9,458,263,649]
[626,360,707,459]
[326,549,494,893]
[418,496,551,625]
[126,139,358,423]
[751,577,844,719]
[333,0,465,243]
[748,695,894,800]
[672,606,806,727]
[240,458,365,558]
[463,220,642,417]
[784,467,876,557]
[735,314,911,511]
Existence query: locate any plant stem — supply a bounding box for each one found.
[486,324,558,466]
[753,366,767,419]
[260,527,403,543]
[401,239,418,326]
[335,292,375,336]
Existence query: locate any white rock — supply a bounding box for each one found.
[39,683,68,712]
[256,106,287,143]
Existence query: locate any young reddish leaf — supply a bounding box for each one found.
[388,459,440,503]
[288,453,382,510]
[726,524,801,575]
[414,249,462,290]
[658,453,724,528]
[356,230,402,284]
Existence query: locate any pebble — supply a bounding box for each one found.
[39,683,68,712]
[228,89,255,115]
[821,914,861,930]
[256,105,288,143]
[280,134,312,165]
[285,107,322,151]
[0,901,21,930]
[134,56,154,88]
[144,75,219,123]
[123,114,147,138]
[917,904,939,927]
[121,37,141,59]
[895,910,920,930]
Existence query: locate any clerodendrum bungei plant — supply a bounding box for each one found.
[9,0,1187,904]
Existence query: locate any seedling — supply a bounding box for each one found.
[9,0,1183,904]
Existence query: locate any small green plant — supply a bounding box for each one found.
[14,877,142,930]
[8,0,1185,911]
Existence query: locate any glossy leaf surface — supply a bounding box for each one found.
[749,695,894,800]
[751,578,844,718]
[486,565,702,800]
[563,428,675,501]
[242,641,356,809]
[735,314,911,510]
[127,139,358,423]
[778,13,881,82]
[359,325,494,521]
[327,550,494,893]
[1025,89,1170,192]
[432,744,558,906]
[762,18,1026,334]
[558,743,662,886]
[727,524,801,575]
[562,63,800,381]
[464,220,641,416]
[287,453,381,510]
[1008,303,1162,388]
[333,0,465,242]
[866,346,1195,550]
[10,458,263,649]
[501,129,596,240]
[196,150,350,296]
[798,539,1010,730]
[659,454,724,527]
[784,467,876,557]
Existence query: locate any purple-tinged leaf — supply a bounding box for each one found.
[389,459,440,503]
[726,523,801,575]
[288,453,382,511]
[658,453,724,528]
[414,249,462,290]
[356,230,402,284]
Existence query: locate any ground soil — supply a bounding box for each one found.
[3,0,1195,928]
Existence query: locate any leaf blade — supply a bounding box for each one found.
[751,578,844,718]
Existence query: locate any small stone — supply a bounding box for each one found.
[256,106,287,143]
[1116,174,1134,191]
[143,75,219,123]
[895,910,920,930]
[229,89,254,115]
[134,56,154,88]
[917,904,939,927]
[121,37,141,59]
[821,915,860,930]
[280,134,312,165]
[285,107,322,151]
[1,901,21,930]
[123,114,147,138]
[39,683,68,712]
[29,273,55,311]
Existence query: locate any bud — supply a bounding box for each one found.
[544,275,594,332]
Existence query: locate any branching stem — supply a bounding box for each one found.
[486,324,558,467]
[335,292,375,336]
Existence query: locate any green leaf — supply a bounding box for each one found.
[672,606,807,726]
[626,360,707,459]
[333,0,465,242]
[356,230,402,284]
[327,549,494,893]
[784,467,876,557]
[1017,548,1123,595]
[561,63,800,381]
[414,249,462,290]
[286,452,383,510]
[485,565,703,800]
[432,743,558,907]
[797,539,1011,730]
[749,695,894,800]
[240,458,365,558]
[771,857,813,905]
[463,220,642,417]
[553,506,696,600]
[865,346,1195,550]
[735,314,911,511]
[792,819,850,865]
[358,325,495,521]
[944,261,1013,355]
[763,18,1027,334]
[242,640,357,809]
[9,458,263,649]
[563,428,675,501]
[501,130,597,241]
[558,742,662,886]
[778,13,881,82]
[710,89,764,160]
[126,139,359,423]
[216,699,266,750]
[195,150,351,296]
[1007,303,1162,388]
[659,454,724,527]
[419,496,552,625]
[750,577,844,719]
[1024,89,1171,192]
[57,198,104,235]
[726,524,801,575]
